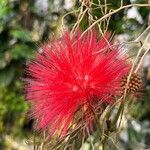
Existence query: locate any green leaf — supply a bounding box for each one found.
[10,29,32,42]
[0,24,4,34]
[0,52,6,69]
[11,44,34,59]
[0,0,12,19]
[0,66,14,87]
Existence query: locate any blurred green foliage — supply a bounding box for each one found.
[0,0,67,138]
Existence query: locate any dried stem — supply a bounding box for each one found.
[135,48,150,73]
[71,7,88,35]
[61,9,80,30]
[80,3,150,38]
[135,36,150,73]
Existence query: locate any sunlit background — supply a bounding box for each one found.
[0,0,150,149]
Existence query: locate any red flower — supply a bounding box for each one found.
[25,31,129,137]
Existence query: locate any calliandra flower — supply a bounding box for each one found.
[25,31,130,137]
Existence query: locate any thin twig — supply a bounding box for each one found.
[71,1,88,35]
[80,3,150,39]
[103,133,120,150]
[135,26,150,42]
[135,45,150,73]
[61,9,80,30]
[135,47,150,73]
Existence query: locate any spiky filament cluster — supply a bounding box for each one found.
[25,31,130,137]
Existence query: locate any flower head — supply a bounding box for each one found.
[25,31,130,136]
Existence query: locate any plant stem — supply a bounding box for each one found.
[89,104,102,134]
[112,101,124,128]
[101,99,125,149]
[101,130,109,150]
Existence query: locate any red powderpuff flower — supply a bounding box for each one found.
[25,31,130,137]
